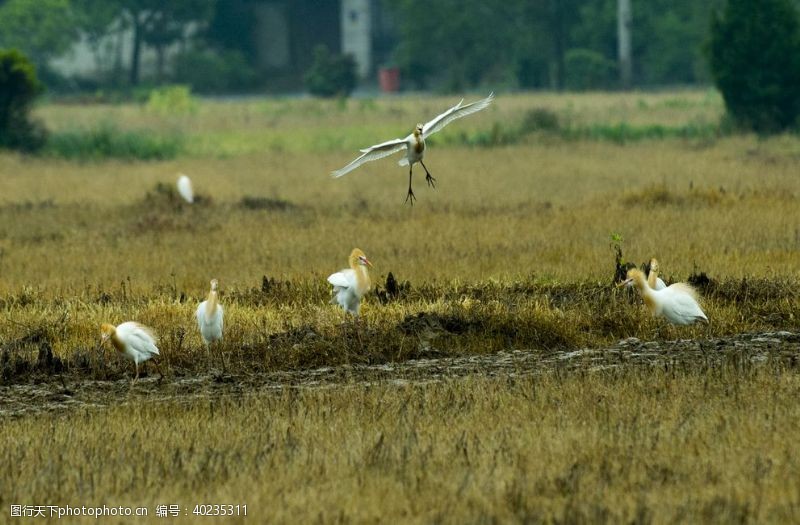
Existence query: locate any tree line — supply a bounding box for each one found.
[0,0,729,92]
[1,0,799,134]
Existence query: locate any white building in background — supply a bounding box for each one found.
[340,0,372,78]
[49,0,390,85]
[50,22,192,83]
[247,0,387,81]
[252,3,291,70]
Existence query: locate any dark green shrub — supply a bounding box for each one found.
[0,49,47,152]
[304,45,357,98]
[520,108,561,133]
[45,123,183,161]
[708,0,800,132]
[173,48,259,93]
[564,49,617,91]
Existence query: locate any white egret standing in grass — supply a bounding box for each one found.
[101,322,163,383]
[619,268,708,325]
[328,248,373,317]
[331,93,495,204]
[196,279,224,369]
[176,174,194,203]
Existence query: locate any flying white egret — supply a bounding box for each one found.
[331,93,495,204]
[619,268,708,325]
[328,248,373,316]
[176,174,194,203]
[196,279,224,369]
[101,322,163,383]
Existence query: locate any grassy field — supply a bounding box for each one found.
[2,90,800,522]
[3,365,800,523]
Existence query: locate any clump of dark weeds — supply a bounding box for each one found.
[688,271,713,291]
[1,199,56,212]
[1,326,64,383]
[375,272,411,304]
[610,238,637,285]
[239,196,299,212]
[131,182,216,234]
[1,273,798,385]
[229,275,327,307]
[144,181,213,210]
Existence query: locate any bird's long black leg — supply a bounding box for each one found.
[405,165,416,205]
[420,160,436,189]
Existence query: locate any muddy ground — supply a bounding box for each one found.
[1,331,798,418]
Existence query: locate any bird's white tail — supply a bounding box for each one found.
[398,158,409,167]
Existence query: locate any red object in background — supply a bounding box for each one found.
[379,67,400,92]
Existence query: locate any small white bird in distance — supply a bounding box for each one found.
[176,174,194,203]
[196,279,224,369]
[101,322,163,383]
[619,268,708,325]
[328,248,373,317]
[331,93,495,204]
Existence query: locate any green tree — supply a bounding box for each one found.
[636,1,723,85]
[71,0,216,86]
[708,0,800,131]
[0,0,78,66]
[304,45,356,98]
[141,1,215,82]
[204,0,258,64]
[568,0,727,88]
[565,48,616,90]
[121,0,215,85]
[71,0,121,84]
[387,0,517,91]
[0,49,46,151]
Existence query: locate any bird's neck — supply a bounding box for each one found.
[635,277,658,313]
[110,331,125,353]
[206,290,218,318]
[354,265,371,294]
[413,133,425,154]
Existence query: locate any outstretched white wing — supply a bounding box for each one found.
[331,137,409,178]
[422,92,494,138]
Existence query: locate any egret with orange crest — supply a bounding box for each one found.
[619,268,708,325]
[101,322,164,383]
[196,279,224,368]
[328,248,373,317]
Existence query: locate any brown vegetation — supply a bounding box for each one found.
[1,91,799,521]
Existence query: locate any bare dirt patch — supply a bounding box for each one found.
[1,331,797,419]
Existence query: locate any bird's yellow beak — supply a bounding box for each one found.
[616,278,633,288]
[365,258,373,268]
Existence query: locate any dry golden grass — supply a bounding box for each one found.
[1,138,798,290]
[1,92,799,372]
[2,92,800,521]
[1,91,797,363]
[3,365,800,523]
